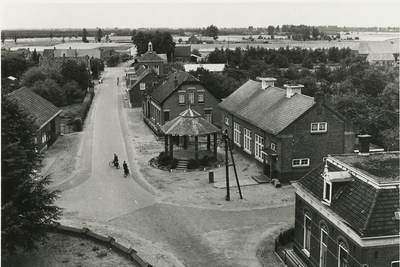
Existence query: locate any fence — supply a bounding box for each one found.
[61,124,74,135]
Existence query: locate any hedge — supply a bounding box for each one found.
[73,88,95,132]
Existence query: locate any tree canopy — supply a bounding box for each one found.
[203,25,219,40]
[1,94,61,256]
[132,31,176,62]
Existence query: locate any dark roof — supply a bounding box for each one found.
[147,70,199,103]
[174,45,191,57]
[8,87,61,129]
[129,68,154,89]
[218,80,315,135]
[42,49,56,57]
[160,107,220,136]
[297,153,400,237]
[139,50,164,62]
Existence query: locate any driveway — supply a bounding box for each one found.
[49,62,294,267]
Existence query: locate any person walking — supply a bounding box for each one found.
[123,161,129,177]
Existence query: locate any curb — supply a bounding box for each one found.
[48,222,153,267]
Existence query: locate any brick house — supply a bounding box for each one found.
[218,78,356,183]
[8,87,62,152]
[142,70,221,135]
[292,143,399,267]
[137,42,165,76]
[127,66,159,108]
[173,44,191,62]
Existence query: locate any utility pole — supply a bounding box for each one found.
[223,130,243,201]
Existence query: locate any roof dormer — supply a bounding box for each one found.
[322,162,352,205]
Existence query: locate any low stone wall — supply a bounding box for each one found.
[49,222,152,267]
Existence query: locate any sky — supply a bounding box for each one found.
[1,0,399,30]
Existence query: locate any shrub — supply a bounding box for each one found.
[158,151,171,167]
[278,227,294,245]
[170,158,178,169]
[187,159,199,170]
[73,116,82,132]
[199,155,211,167]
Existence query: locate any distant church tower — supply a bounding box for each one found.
[148,41,153,52]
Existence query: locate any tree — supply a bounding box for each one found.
[203,25,219,40]
[31,49,39,64]
[31,79,67,107]
[90,58,104,79]
[63,80,86,104]
[82,28,88,43]
[96,28,102,42]
[60,59,90,90]
[276,25,280,33]
[312,27,319,40]
[14,35,17,43]
[267,25,275,36]
[178,38,182,43]
[1,31,5,44]
[49,32,53,40]
[1,54,34,79]
[130,29,137,42]
[1,94,61,256]
[20,66,64,88]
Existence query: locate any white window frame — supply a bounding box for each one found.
[243,128,252,154]
[188,89,195,104]
[178,93,185,104]
[198,91,205,103]
[254,134,264,162]
[140,82,146,90]
[323,179,332,204]
[154,65,159,75]
[225,117,229,126]
[205,109,212,123]
[234,123,241,147]
[392,261,400,267]
[338,243,349,267]
[303,212,311,257]
[293,158,310,167]
[311,122,327,133]
[320,227,328,267]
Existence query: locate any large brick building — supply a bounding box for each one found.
[218,78,356,182]
[137,42,165,76]
[142,70,221,135]
[292,145,399,267]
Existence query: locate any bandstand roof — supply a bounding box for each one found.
[160,107,220,136]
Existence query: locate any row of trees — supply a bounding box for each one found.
[189,47,398,149]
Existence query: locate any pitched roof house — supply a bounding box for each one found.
[218,78,356,182]
[126,66,159,107]
[292,141,399,267]
[366,53,396,65]
[142,70,221,136]
[8,87,62,151]
[173,45,191,62]
[137,42,165,76]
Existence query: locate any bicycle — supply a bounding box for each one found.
[109,161,120,169]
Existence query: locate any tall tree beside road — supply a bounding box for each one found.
[203,25,219,40]
[96,28,102,42]
[60,59,91,91]
[1,94,61,257]
[82,28,88,43]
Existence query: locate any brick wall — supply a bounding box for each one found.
[130,74,159,107]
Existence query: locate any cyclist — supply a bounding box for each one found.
[123,161,129,176]
[113,154,119,168]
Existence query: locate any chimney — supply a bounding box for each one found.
[314,91,325,114]
[63,53,65,58]
[198,74,202,81]
[284,82,304,98]
[174,76,178,87]
[69,47,71,49]
[358,134,371,156]
[257,77,276,89]
[54,47,56,50]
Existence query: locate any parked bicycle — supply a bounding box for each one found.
[109,160,120,169]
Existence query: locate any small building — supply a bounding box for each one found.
[218,78,356,182]
[8,87,62,152]
[366,53,396,65]
[137,42,165,76]
[292,137,399,267]
[184,64,225,73]
[142,70,222,135]
[127,66,159,108]
[173,44,191,63]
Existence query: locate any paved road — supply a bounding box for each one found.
[55,63,291,267]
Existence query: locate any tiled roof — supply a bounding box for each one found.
[358,41,399,54]
[130,68,154,89]
[367,53,395,61]
[297,154,400,237]
[76,49,101,58]
[42,49,56,57]
[160,107,220,136]
[147,70,199,103]
[139,51,164,62]
[8,87,61,129]
[174,45,191,57]
[218,80,315,135]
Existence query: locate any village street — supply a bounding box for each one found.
[49,62,295,267]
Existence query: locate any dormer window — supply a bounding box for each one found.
[322,162,352,206]
[323,179,332,204]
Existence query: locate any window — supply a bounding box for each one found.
[304,212,311,255]
[271,142,276,151]
[188,90,195,104]
[244,128,252,153]
[225,117,229,126]
[392,261,400,267]
[320,226,328,267]
[198,92,205,103]
[323,179,332,204]
[42,132,46,143]
[338,242,349,267]
[255,134,264,161]
[311,122,327,133]
[293,158,310,167]
[234,123,241,146]
[205,109,212,123]
[140,83,146,90]
[179,93,185,104]
[164,111,170,122]
[154,65,159,75]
